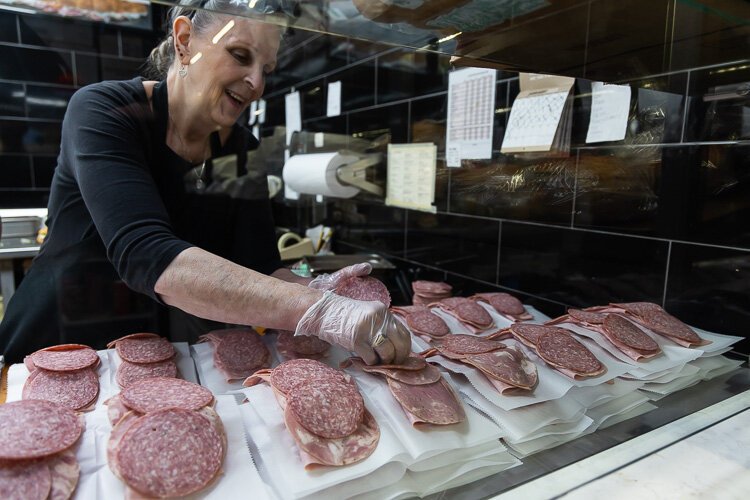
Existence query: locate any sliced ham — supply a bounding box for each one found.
[387,377,465,426]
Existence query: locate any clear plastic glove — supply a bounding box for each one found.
[308,263,372,291]
[295,291,411,365]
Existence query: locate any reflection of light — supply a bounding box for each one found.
[190,52,203,65]
[11,91,25,98]
[26,97,68,107]
[437,32,462,44]
[254,109,264,116]
[711,64,750,75]
[0,5,36,14]
[309,87,321,95]
[248,0,259,7]
[212,20,235,44]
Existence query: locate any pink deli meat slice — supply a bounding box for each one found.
[106,395,131,426]
[509,323,568,348]
[437,334,507,355]
[406,309,450,337]
[211,329,270,380]
[568,308,608,325]
[47,449,80,500]
[387,377,465,426]
[0,460,52,500]
[114,408,223,498]
[602,314,660,357]
[412,280,452,294]
[276,330,330,355]
[27,345,99,372]
[471,292,531,319]
[120,377,213,414]
[464,347,538,390]
[287,379,365,439]
[343,357,442,385]
[335,276,392,307]
[536,331,606,379]
[0,400,84,460]
[23,367,99,411]
[115,359,178,389]
[114,335,175,364]
[265,359,351,396]
[434,297,493,329]
[284,407,380,469]
[614,303,708,347]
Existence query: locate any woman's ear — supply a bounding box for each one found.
[173,15,193,64]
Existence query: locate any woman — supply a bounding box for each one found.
[0,0,410,365]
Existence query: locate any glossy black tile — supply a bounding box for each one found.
[666,243,750,354]
[0,119,61,154]
[348,102,408,143]
[406,212,499,284]
[333,201,406,257]
[74,54,143,86]
[337,62,376,112]
[498,222,669,307]
[303,34,349,77]
[261,95,284,129]
[409,94,449,211]
[32,155,57,188]
[0,45,74,85]
[617,72,687,144]
[0,154,32,187]
[19,15,118,54]
[0,82,25,117]
[0,12,17,43]
[301,115,348,151]
[121,28,158,59]
[297,79,326,121]
[684,62,750,142]
[25,85,74,120]
[377,48,449,104]
[0,188,49,208]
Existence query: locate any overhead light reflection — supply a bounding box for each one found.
[248,0,259,7]
[212,20,235,44]
[190,52,203,65]
[437,32,461,44]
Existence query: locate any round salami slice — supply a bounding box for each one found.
[0,400,84,460]
[0,460,52,500]
[276,331,330,355]
[116,336,175,364]
[568,309,607,325]
[29,345,99,372]
[387,378,465,425]
[510,323,566,347]
[23,368,99,410]
[269,359,350,395]
[213,329,269,376]
[536,331,603,375]
[115,408,223,497]
[641,309,702,343]
[454,301,493,326]
[335,276,391,307]
[603,314,659,352]
[412,280,452,294]
[465,348,538,389]
[287,379,365,439]
[120,377,213,414]
[474,293,525,315]
[406,310,450,337]
[355,359,442,385]
[116,359,178,389]
[438,334,506,355]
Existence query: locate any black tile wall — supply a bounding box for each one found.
[25,85,75,120]
[0,13,17,43]
[348,102,408,143]
[0,154,32,188]
[19,15,119,54]
[332,201,406,257]
[0,82,25,116]
[75,53,143,86]
[32,155,57,187]
[337,62,376,112]
[0,45,74,85]
[377,49,449,104]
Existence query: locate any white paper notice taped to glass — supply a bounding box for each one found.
[386,143,437,212]
[327,80,342,117]
[446,67,496,166]
[586,82,631,143]
[501,89,569,152]
[285,91,301,146]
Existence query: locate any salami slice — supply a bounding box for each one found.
[0,400,84,460]
[412,281,452,294]
[287,379,365,439]
[212,329,270,380]
[602,314,659,353]
[0,460,52,500]
[276,331,330,355]
[406,310,450,337]
[23,368,99,411]
[335,276,392,307]
[106,333,159,349]
[437,334,506,355]
[613,303,706,346]
[472,293,526,316]
[568,308,607,325]
[115,408,223,497]
[344,357,442,385]
[47,449,79,500]
[268,359,350,395]
[28,345,99,372]
[115,335,175,364]
[536,331,605,378]
[120,377,213,414]
[115,359,178,389]
[387,378,465,425]
[510,323,567,347]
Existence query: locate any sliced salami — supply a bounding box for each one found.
[335,276,392,307]
[536,331,605,378]
[47,449,79,500]
[568,308,607,325]
[509,323,567,347]
[343,357,442,385]
[602,314,659,353]
[0,460,52,500]
[0,400,84,460]
[276,330,330,355]
[268,359,350,395]
[387,378,465,425]
[23,368,99,411]
[120,377,213,414]
[465,347,538,390]
[437,334,506,355]
[114,408,223,498]
[115,335,175,364]
[106,333,159,349]
[287,379,365,439]
[212,329,270,380]
[412,280,452,294]
[27,345,99,372]
[435,297,493,328]
[406,309,450,337]
[471,292,527,316]
[115,359,178,389]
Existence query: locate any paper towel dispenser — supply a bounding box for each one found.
[282,151,384,198]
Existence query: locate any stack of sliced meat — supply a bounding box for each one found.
[107,333,178,389]
[0,400,83,500]
[470,292,532,322]
[412,280,452,305]
[198,328,270,381]
[431,297,494,333]
[496,324,606,379]
[421,335,538,394]
[547,309,661,361]
[106,377,226,498]
[390,305,450,340]
[244,359,380,469]
[22,344,100,411]
[341,356,465,426]
[586,302,710,348]
[335,275,392,306]
[274,330,331,360]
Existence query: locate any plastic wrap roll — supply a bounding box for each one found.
[282,152,360,198]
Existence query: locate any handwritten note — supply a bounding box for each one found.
[386,143,437,213]
[586,82,631,143]
[327,81,342,117]
[285,91,301,146]
[446,67,496,166]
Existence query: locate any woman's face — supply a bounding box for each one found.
[186,17,279,129]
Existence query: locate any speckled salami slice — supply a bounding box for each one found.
[603,314,660,352]
[115,408,223,498]
[510,323,567,347]
[536,331,605,378]
[387,378,465,425]
[434,297,493,328]
[276,330,330,355]
[412,281,452,294]
[0,460,52,500]
[115,335,175,364]
[115,359,178,389]
[287,379,365,439]
[47,449,79,500]
[406,309,450,337]
[465,347,538,390]
[343,357,442,385]
[568,308,608,325]
[106,333,159,349]
[0,400,84,460]
[27,345,99,373]
[211,329,269,380]
[472,293,526,316]
[120,377,213,414]
[23,368,99,411]
[437,334,506,355]
[268,359,351,395]
[335,276,392,307]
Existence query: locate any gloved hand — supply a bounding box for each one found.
[295,291,411,365]
[308,263,372,291]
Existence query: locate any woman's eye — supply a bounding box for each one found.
[232,51,248,63]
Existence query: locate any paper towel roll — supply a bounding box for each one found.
[282,152,360,198]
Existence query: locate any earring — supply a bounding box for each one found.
[179,63,187,78]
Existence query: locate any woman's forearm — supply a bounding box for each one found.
[154,247,322,330]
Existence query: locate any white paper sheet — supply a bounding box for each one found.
[585,391,651,428]
[248,100,258,125]
[258,98,267,124]
[446,67,496,166]
[326,81,341,117]
[501,90,569,152]
[585,82,631,143]
[567,378,645,408]
[285,91,302,145]
[598,400,657,430]
[386,142,437,213]
[505,416,596,457]
[691,355,744,381]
